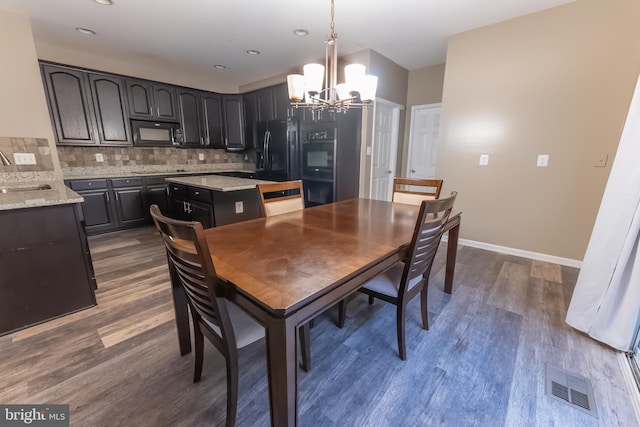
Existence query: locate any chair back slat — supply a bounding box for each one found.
[400,192,457,295]
[392,178,443,205]
[258,180,305,217]
[150,204,235,347]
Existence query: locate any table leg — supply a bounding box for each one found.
[168,259,191,355]
[444,222,460,295]
[265,316,298,426]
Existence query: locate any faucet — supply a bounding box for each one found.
[0,149,11,166]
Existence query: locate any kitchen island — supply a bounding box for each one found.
[165,174,274,227]
[0,182,96,335]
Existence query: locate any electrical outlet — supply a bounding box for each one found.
[235,201,244,214]
[198,153,205,161]
[13,152,36,165]
[537,154,549,167]
[479,154,489,166]
[95,153,104,162]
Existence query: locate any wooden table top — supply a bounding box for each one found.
[204,198,457,316]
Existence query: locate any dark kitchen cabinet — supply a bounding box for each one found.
[243,92,257,149]
[256,88,274,122]
[67,179,116,234]
[0,203,96,336]
[273,83,292,120]
[202,93,224,149]
[89,74,131,145]
[41,64,96,145]
[256,83,290,121]
[168,183,214,228]
[177,89,204,147]
[223,95,246,150]
[126,79,178,121]
[111,177,147,227]
[144,176,169,218]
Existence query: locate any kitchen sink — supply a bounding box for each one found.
[0,184,52,194]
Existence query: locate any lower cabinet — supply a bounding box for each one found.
[67,176,168,235]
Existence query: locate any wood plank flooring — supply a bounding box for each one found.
[0,225,637,426]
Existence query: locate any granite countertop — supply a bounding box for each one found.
[166,175,274,192]
[62,165,254,180]
[0,181,83,211]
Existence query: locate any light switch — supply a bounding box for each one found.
[235,201,244,214]
[537,154,549,167]
[198,153,205,161]
[13,152,36,165]
[366,146,372,156]
[479,154,489,166]
[95,153,104,162]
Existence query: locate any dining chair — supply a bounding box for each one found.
[392,177,443,205]
[257,179,305,217]
[150,204,309,426]
[338,192,457,360]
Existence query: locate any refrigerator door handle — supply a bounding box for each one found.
[265,130,271,173]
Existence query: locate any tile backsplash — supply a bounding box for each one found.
[0,137,57,184]
[57,146,253,168]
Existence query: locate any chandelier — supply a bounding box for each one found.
[287,0,378,114]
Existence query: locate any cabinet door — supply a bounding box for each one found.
[89,74,131,145]
[223,95,246,150]
[126,79,153,118]
[177,89,203,146]
[169,196,190,221]
[190,200,214,229]
[79,189,115,232]
[256,88,274,122]
[153,84,178,121]
[243,92,257,150]
[146,185,169,219]
[114,187,146,225]
[273,83,292,120]
[41,64,97,145]
[202,93,224,149]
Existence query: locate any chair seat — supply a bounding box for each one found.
[364,262,423,298]
[204,302,264,349]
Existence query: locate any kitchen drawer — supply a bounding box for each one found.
[188,187,212,203]
[68,179,108,191]
[111,177,143,188]
[144,176,169,186]
[168,183,188,198]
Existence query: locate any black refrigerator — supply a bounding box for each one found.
[255,119,301,182]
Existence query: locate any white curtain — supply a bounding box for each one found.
[566,73,640,351]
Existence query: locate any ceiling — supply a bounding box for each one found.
[2,0,575,90]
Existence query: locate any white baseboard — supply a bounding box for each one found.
[441,236,582,268]
[618,352,640,425]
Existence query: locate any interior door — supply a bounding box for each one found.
[370,100,399,201]
[407,104,442,180]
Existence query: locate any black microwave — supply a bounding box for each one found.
[131,119,183,147]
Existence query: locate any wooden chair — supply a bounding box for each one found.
[338,192,457,360]
[257,180,305,217]
[150,205,309,426]
[392,177,443,205]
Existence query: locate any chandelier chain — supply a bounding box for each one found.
[330,0,336,38]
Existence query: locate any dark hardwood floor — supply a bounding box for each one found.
[0,225,636,426]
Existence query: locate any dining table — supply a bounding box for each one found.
[167,197,461,426]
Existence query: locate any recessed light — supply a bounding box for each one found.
[214,65,226,70]
[246,50,261,55]
[93,0,114,5]
[76,27,96,35]
[293,29,309,37]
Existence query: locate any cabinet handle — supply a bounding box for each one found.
[115,192,119,200]
[157,106,160,116]
[194,191,199,195]
[106,192,110,202]
[87,182,92,186]
[200,137,204,145]
[165,187,169,196]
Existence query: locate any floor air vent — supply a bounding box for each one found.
[545,363,598,418]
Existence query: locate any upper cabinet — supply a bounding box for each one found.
[202,93,224,149]
[41,64,97,145]
[176,88,204,147]
[272,83,291,120]
[222,95,245,151]
[255,83,291,122]
[88,74,130,145]
[126,79,178,121]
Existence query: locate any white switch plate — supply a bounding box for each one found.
[95,153,104,162]
[479,154,489,166]
[235,201,244,214]
[198,153,205,161]
[13,152,36,165]
[366,146,372,156]
[537,154,549,167]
